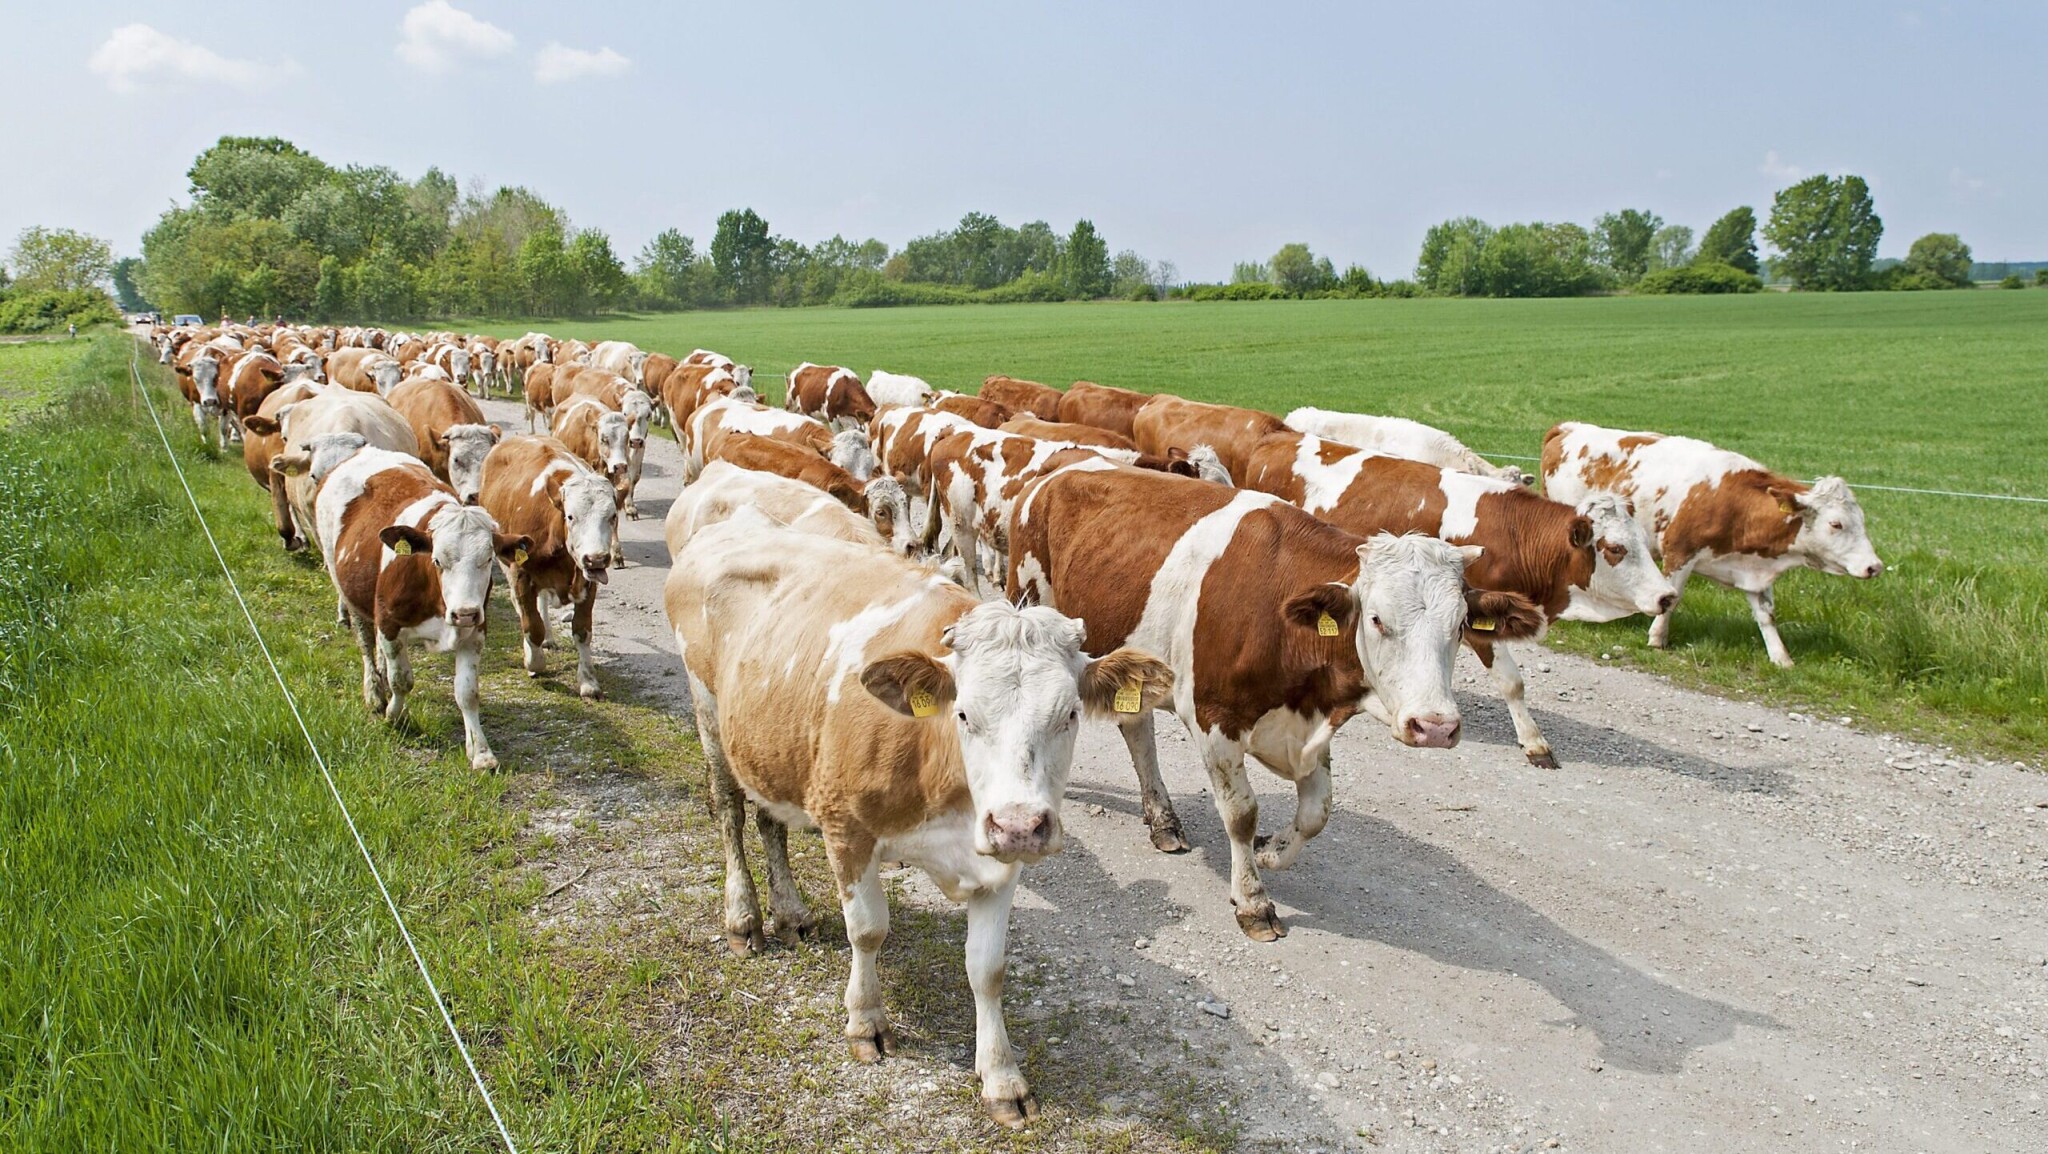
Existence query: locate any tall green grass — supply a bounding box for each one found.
[458,293,2048,756]
[0,337,725,1150]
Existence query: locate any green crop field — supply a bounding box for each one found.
[460,292,2048,758]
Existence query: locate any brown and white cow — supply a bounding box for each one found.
[279,435,526,770]
[240,379,324,548]
[1543,422,1883,667]
[1242,430,1675,766]
[387,377,499,505]
[589,340,648,386]
[420,341,473,394]
[997,415,1138,452]
[667,513,1171,1125]
[685,396,874,485]
[1284,407,1533,485]
[665,459,895,556]
[1008,463,1542,940]
[933,392,1016,429]
[556,369,655,516]
[329,347,404,396]
[786,363,877,429]
[658,362,752,434]
[922,428,1128,597]
[177,346,231,449]
[1131,394,1288,484]
[979,375,1064,421]
[868,406,979,498]
[479,434,619,700]
[243,389,417,561]
[706,432,910,551]
[465,335,499,396]
[553,395,633,554]
[522,362,561,432]
[866,369,938,409]
[1057,380,1152,438]
[682,348,753,393]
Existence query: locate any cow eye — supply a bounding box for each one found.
[955,710,970,725]
[1828,520,1844,531]
[1369,614,1386,635]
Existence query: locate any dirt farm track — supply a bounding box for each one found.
[446,376,2048,1154]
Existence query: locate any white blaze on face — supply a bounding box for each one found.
[476,349,495,379]
[1564,492,1677,621]
[423,503,502,629]
[371,359,402,394]
[831,429,878,481]
[1793,477,1883,579]
[1350,533,1471,748]
[943,603,1091,863]
[558,469,618,582]
[620,390,653,448]
[596,411,631,478]
[442,424,499,505]
[191,354,222,410]
[446,349,470,383]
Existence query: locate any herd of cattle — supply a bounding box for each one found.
[151,319,1884,1125]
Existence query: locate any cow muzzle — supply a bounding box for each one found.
[446,606,485,628]
[1858,560,1884,579]
[1653,591,1678,614]
[580,555,611,585]
[981,805,1060,863]
[1401,713,1462,749]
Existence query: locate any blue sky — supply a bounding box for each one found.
[2,2,2038,280]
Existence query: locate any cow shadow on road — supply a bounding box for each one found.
[1454,690,1796,796]
[1070,781,1782,1078]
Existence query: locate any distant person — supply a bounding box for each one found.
[67,322,77,339]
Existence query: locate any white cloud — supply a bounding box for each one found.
[88,24,278,94]
[395,1,516,74]
[1949,166,1988,195]
[1759,150,1806,183]
[533,43,632,84]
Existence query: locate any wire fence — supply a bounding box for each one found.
[1478,451,2048,505]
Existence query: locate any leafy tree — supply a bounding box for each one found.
[7,227,114,293]
[634,229,698,307]
[1271,243,1337,294]
[1110,249,1155,298]
[1999,274,2024,289]
[1764,175,1882,291]
[2036,269,2048,287]
[517,228,578,315]
[312,255,348,320]
[1338,264,1376,295]
[1593,209,1661,283]
[1416,217,1491,295]
[111,257,151,312]
[1058,220,1110,298]
[1230,261,1270,284]
[1477,222,1605,297]
[709,208,775,303]
[354,246,420,319]
[1696,206,1761,274]
[1901,232,1973,289]
[569,229,630,312]
[187,136,333,222]
[1650,225,1695,272]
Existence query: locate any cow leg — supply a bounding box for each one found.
[1647,562,1695,649]
[513,572,546,676]
[1117,712,1188,852]
[835,853,895,1061]
[691,673,765,954]
[378,634,412,723]
[1254,757,1331,873]
[952,514,985,599]
[1747,584,1795,668]
[270,477,304,551]
[1477,641,1555,768]
[453,635,497,771]
[609,514,625,570]
[1201,744,1285,941]
[755,808,814,945]
[570,586,601,700]
[625,449,644,518]
[337,596,350,627]
[350,612,387,713]
[966,878,1036,1128]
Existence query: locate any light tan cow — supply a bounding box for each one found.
[666,513,1171,1126]
[979,375,1064,421]
[665,459,891,556]
[329,347,404,395]
[242,389,417,566]
[240,379,324,548]
[387,377,498,505]
[479,435,619,700]
[684,396,873,485]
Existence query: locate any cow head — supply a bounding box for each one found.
[830,429,878,481]
[191,352,223,415]
[863,475,912,553]
[627,350,648,385]
[620,390,654,450]
[1559,493,1678,622]
[1778,476,1883,579]
[548,466,619,587]
[370,358,402,395]
[271,431,368,486]
[860,602,1173,864]
[595,411,632,485]
[439,423,501,506]
[535,336,553,364]
[381,505,526,630]
[446,348,470,385]
[1185,444,1233,487]
[475,348,496,381]
[1299,533,1485,749]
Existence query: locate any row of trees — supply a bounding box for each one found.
[0,227,122,333]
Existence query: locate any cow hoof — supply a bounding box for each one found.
[984,1092,1040,1129]
[847,1023,896,1063]
[1771,656,1795,670]
[770,913,815,947]
[1235,905,1287,942]
[726,927,766,956]
[1148,820,1190,854]
[1526,749,1559,769]
[281,534,306,553]
[579,681,603,701]
[470,751,499,772]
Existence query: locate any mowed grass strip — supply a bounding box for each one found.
[0,337,729,1152]
[0,337,97,425]
[459,292,2048,757]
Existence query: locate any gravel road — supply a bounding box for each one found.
[478,392,2048,1153]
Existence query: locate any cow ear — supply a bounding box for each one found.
[1766,484,1809,517]
[243,414,280,436]
[272,450,312,476]
[493,532,533,565]
[1568,515,1594,550]
[430,429,449,450]
[1282,582,1354,635]
[1080,648,1174,718]
[1465,589,1545,642]
[380,525,433,555]
[488,423,503,440]
[860,652,956,718]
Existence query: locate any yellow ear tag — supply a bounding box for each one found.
[907,688,937,718]
[1113,681,1143,714]
[1316,612,1340,637]
[513,546,529,565]
[1470,616,1498,633]
[1778,498,1798,516]
[391,538,413,556]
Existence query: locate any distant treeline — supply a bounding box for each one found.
[128,136,1171,320]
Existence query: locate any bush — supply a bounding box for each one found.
[981,269,1074,304]
[2000,274,2026,290]
[2037,269,2048,287]
[0,288,122,333]
[1632,262,1763,295]
[1180,282,1289,302]
[1871,265,1968,292]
